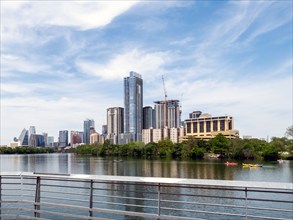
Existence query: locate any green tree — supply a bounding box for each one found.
[172,143,183,158]
[209,134,230,157]
[143,142,158,157]
[158,139,174,158]
[262,144,280,161]
[285,125,293,139]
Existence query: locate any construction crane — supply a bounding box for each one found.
[162,75,167,128]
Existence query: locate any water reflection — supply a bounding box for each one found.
[0,153,292,183]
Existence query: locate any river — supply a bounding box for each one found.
[0,153,292,183]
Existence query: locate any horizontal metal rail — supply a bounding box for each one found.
[0,172,292,220]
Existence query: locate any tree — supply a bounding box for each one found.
[285,125,293,139]
[143,142,158,157]
[209,134,229,156]
[262,144,279,161]
[158,139,174,158]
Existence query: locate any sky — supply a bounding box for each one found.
[1,0,292,145]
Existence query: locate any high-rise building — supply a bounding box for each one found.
[106,107,124,144]
[84,119,95,144]
[42,132,48,147]
[28,126,36,146]
[143,106,155,129]
[154,100,181,129]
[59,130,68,147]
[102,125,107,136]
[71,131,82,145]
[48,136,54,147]
[124,71,143,142]
[18,128,29,146]
[90,132,105,145]
[30,134,45,148]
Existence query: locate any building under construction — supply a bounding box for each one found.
[154,100,181,129]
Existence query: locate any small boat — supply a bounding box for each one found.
[277,159,284,164]
[225,162,238,166]
[242,163,262,168]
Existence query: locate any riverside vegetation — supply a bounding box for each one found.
[2,126,292,161]
[73,133,293,161]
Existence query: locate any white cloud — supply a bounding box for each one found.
[76,49,170,81]
[1,1,138,30]
[1,54,49,76]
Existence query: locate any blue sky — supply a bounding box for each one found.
[1,1,292,145]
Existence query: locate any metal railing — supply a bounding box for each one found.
[0,172,292,220]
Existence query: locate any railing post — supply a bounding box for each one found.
[157,183,161,217]
[89,180,93,219]
[245,187,248,220]
[34,176,41,218]
[0,175,2,220]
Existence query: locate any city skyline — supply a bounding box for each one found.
[1,1,292,145]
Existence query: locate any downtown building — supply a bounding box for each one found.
[58,130,68,147]
[180,111,239,141]
[143,106,155,129]
[18,128,29,146]
[84,119,95,144]
[120,71,143,144]
[90,132,105,145]
[142,100,183,144]
[106,107,124,145]
[154,100,181,129]
[70,131,83,147]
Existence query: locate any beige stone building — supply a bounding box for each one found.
[180,111,239,141]
[142,127,184,144]
[90,133,105,145]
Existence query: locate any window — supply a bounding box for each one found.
[193,122,197,133]
[206,121,211,132]
[187,123,191,133]
[213,121,218,131]
[220,120,225,131]
[200,122,204,132]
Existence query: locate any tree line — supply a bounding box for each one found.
[74,133,293,161]
[0,146,54,154]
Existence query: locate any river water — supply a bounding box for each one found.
[0,153,292,183]
[0,153,292,219]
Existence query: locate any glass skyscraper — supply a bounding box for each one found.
[84,119,95,144]
[18,128,29,146]
[58,130,68,147]
[124,71,143,142]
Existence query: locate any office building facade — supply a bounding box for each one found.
[181,111,239,140]
[142,127,184,144]
[70,131,82,146]
[154,100,181,129]
[107,107,124,144]
[124,71,143,142]
[18,128,29,146]
[30,134,45,148]
[143,106,155,129]
[84,119,95,144]
[59,130,68,147]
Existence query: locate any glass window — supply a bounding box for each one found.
[206,121,211,132]
[187,123,191,133]
[200,122,204,132]
[193,122,197,133]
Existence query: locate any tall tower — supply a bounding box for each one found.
[107,107,124,144]
[28,126,36,146]
[124,71,143,142]
[58,130,68,147]
[143,106,155,129]
[84,119,95,144]
[19,128,29,146]
[154,100,181,129]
